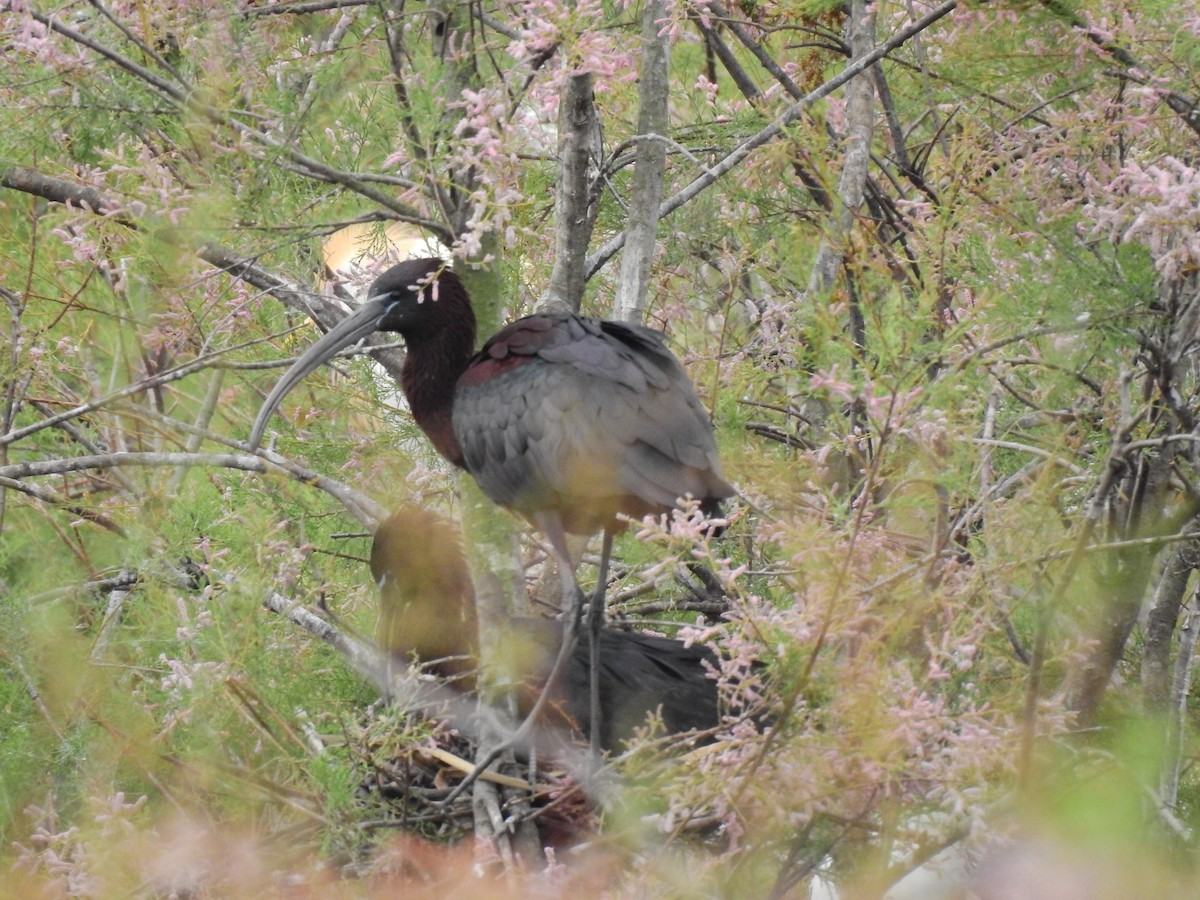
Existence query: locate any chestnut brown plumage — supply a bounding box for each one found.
[371,507,721,750]
[371,506,479,689]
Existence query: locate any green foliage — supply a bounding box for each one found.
[4,0,1200,894]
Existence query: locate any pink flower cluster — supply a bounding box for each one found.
[1084,158,1200,283]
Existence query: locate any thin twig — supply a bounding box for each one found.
[586,0,960,278]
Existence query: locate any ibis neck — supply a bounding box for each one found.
[400,328,474,468]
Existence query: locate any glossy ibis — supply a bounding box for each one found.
[371,506,721,750]
[249,258,732,750]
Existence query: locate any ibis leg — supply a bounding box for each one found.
[587,530,614,756]
[534,514,609,757]
[536,514,591,736]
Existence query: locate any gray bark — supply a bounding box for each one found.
[1162,595,1200,808]
[613,0,671,324]
[1142,543,1199,710]
[542,73,601,312]
[806,0,876,302]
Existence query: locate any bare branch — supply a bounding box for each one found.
[238,0,373,15]
[261,590,605,800]
[0,161,132,223]
[688,8,764,101]
[0,164,408,401]
[0,475,128,535]
[0,451,388,528]
[703,0,804,100]
[586,0,959,278]
[18,6,448,237]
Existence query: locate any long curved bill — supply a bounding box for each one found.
[248,297,394,450]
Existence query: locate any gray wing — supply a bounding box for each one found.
[452,315,731,534]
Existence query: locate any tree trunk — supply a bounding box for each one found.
[612,0,670,324]
[543,73,600,313]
